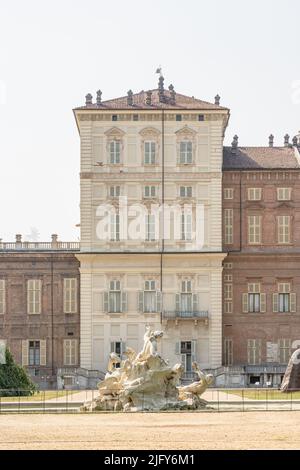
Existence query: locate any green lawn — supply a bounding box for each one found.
[0,390,78,402]
[225,389,300,400]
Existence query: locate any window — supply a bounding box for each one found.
[109,280,121,313]
[248,215,261,244]
[243,283,266,313]
[110,341,126,361]
[248,188,262,201]
[179,141,192,164]
[133,114,139,121]
[277,188,291,201]
[64,278,77,314]
[279,339,291,364]
[180,186,192,198]
[273,283,296,313]
[64,339,78,366]
[224,283,233,313]
[29,341,40,366]
[112,115,118,121]
[198,114,204,121]
[277,216,290,244]
[224,188,234,200]
[144,185,156,198]
[247,339,261,365]
[27,280,42,314]
[224,209,233,244]
[145,214,156,241]
[0,280,5,314]
[176,114,182,121]
[181,211,192,241]
[144,141,156,165]
[224,339,233,366]
[179,280,193,312]
[109,140,121,164]
[110,213,120,241]
[144,280,156,313]
[109,185,120,197]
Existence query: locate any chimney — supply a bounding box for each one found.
[51,234,58,249]
[214,94,220,106]
[15,234,22,248]
[168,84,176,105]
[231,135,238,154]
[146,90,152,106]
[158,75,165,103]
[284,134,290,147]
[269,134,274,147]
[96,90,102,106]
[127,90,133,106]
[85,93,93,106]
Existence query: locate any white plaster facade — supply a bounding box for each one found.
[74,91,229,374]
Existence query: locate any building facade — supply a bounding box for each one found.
[221,139,300,387]
[0,236,80,388]
[74,78,229,376]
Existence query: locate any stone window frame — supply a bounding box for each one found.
[175,126,197,166]
[139,127,161,166]
[104,127,125,166]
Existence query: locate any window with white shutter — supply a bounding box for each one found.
[248,216,261,244]
[274,283,296,313]
[277,216,291,244]
[180,186,192,198]
[144,141,156,165]
[224,339,233,366]
[110,140,121,164]
[109,185,121,198]
[278,339,291,364]
[145,214,156,241]
[0,280,5,314]
[27,280,42,314]
[110,213,120,241]
[224,283,233,314]
[64,339,78,366]
[181,211,192,241]
[277,188,291,201]
[248,188,262,201]
[64,278,77,313]
[144,186,156,198]
[224,209,233,244]
[224,188,234,200]
[179,141,193,164]
[247,339,262,365]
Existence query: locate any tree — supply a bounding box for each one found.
[0,348,36,396]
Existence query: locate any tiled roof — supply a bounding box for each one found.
[223,146,300,170]
[75,89,228,111]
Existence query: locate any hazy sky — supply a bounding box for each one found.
[0,0,299,241]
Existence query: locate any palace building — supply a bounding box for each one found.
[1,75,300,389]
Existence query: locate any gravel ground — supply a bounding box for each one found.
[0,412,300,450]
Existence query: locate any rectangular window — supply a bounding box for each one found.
[144,185,156,198]
[248,188,262,201]
[144,141,156,165]
[133,114,139,121]
[198,114,204,121]
[109,280,121,313]
[279,339,291,364]
[179,141,192,164]
[224,209,233,244]
[277,188,291,201]
[109,140,120,164]
[29,341,40,366]
[112,115,118,121]
[180,186,192,198]
[64,339,78,366]
[224,283,233,313]
[0,280,5,314]
[144,280,156,313]
[64,278,77,314]
[248,215,261,244]
[27,280,42,314]
[109,185,120,197]
[224,339,233,366]
[176,114,182,121]
[180,280,192,312]
[181,212,192,241]
[145,214,156,241]
[247,339,261,365]
[224,188,234,200]
[248,293,261,313]
[110,213,120,241]
[277,216,290,244]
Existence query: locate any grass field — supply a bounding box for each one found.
[226,389,300,400]
[0,390,78,402]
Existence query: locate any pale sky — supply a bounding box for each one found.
[0,0,299,241]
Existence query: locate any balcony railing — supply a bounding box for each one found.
[0,241,80,252]
[163,310,209,320]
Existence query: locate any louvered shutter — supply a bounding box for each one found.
[156,291,162,313]
[121,292,127,312]
[175,293,180,312]
[260,293,266,313]
[22,340,29,366]
[192,294,198,312]
[290,293,297,313]
[242,293,248,313]
[103,292,109,312]
[138,292,144,312]
[273,293,279,312]
[40,340,46,366]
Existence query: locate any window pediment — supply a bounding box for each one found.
[104,127,125,138]
[139,127,161,139]
[175,126,197,138]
